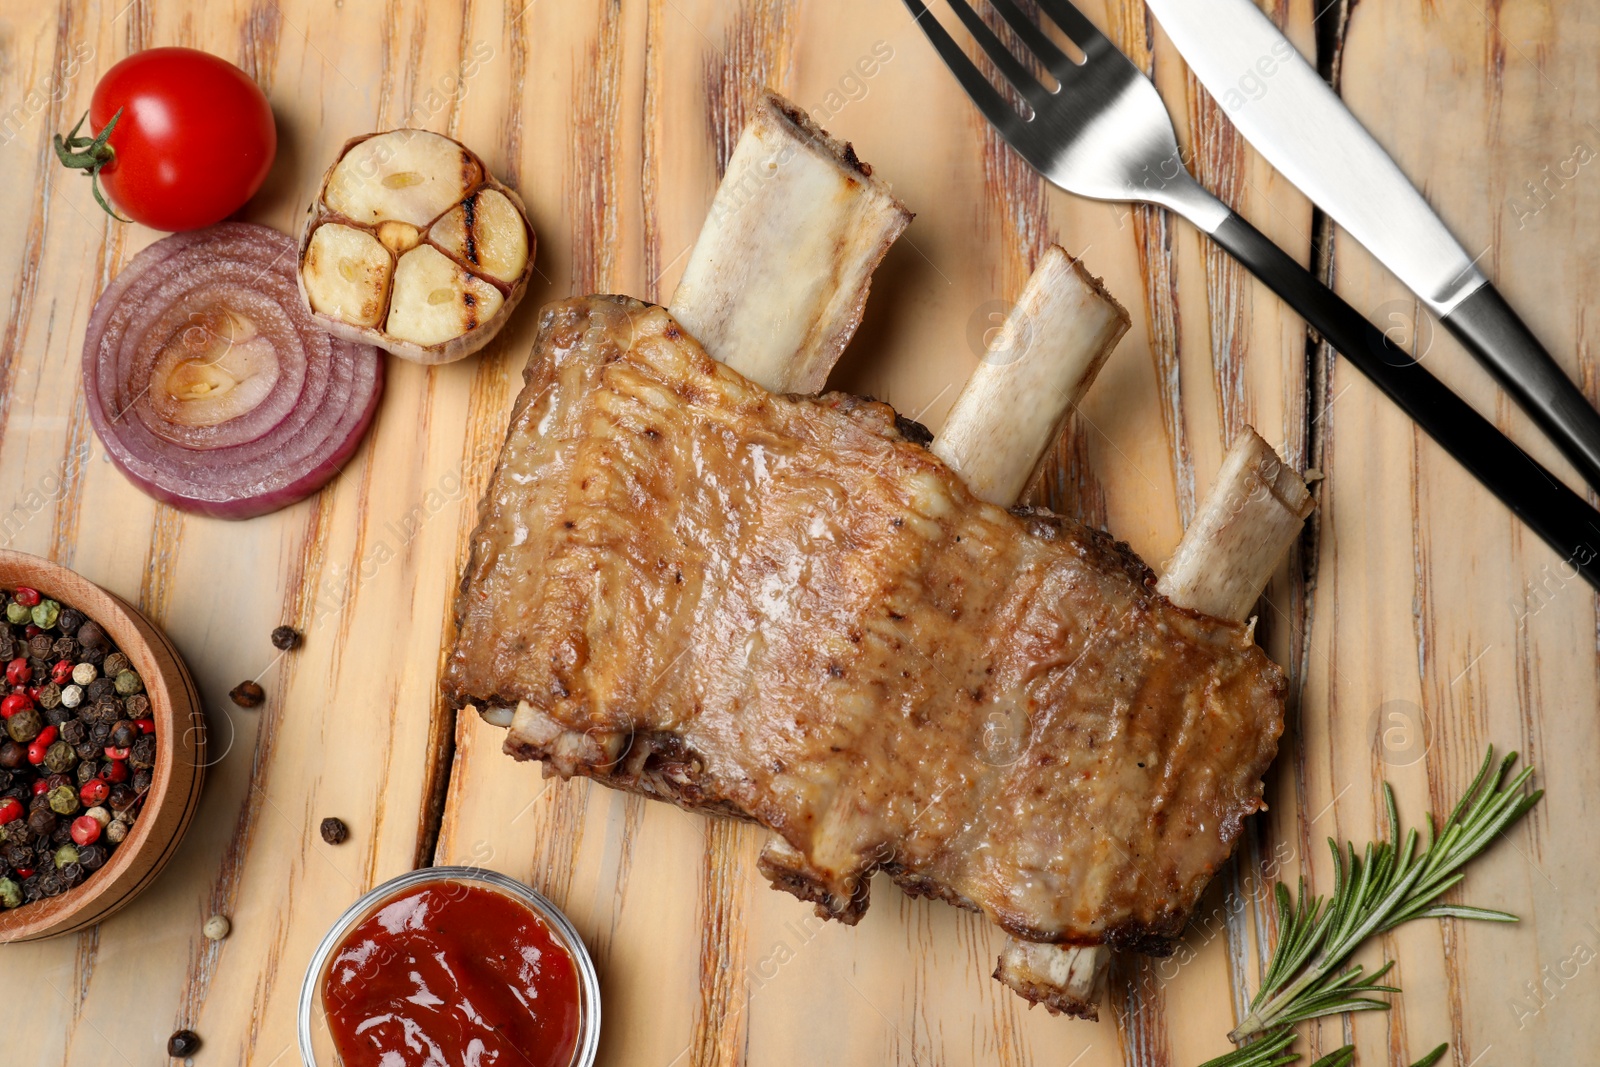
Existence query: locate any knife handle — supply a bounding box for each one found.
[1208,211,1600,590]
[1442,283,1600,492]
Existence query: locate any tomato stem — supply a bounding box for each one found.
[53,107,132,223]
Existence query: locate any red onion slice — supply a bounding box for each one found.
[83,222,384,519]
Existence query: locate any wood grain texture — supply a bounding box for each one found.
[0,1,1592,1064]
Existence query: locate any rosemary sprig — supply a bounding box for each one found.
[1313,1044,1446,1067]
[1194,746,1541,1067]
[1197,1033,1448,1067]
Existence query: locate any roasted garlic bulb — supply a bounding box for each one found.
[298,130,536,364]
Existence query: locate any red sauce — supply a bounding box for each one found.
[323,882,582,1067]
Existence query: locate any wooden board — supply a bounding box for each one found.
[0,1,1592,1064]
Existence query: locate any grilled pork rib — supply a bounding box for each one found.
[444,295,1285,952]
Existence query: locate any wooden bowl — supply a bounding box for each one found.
[0,550,205,942]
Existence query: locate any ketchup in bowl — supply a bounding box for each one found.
[321,881,582,1067]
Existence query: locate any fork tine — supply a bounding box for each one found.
[939,0,1049,103]
[902,0,1029,137]
[1032,0,1112,56]
[984,0,1074,75]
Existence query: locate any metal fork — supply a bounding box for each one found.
[906,0,1600,588]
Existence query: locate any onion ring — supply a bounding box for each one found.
[83,223,384,519]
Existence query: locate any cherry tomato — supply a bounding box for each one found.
[57,48,276,231]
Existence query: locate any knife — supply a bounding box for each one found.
[1143,0,1600,492]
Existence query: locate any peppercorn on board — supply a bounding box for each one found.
[0,2,1595,1065]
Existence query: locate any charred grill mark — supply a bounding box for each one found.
[461,192,479,266]
[841,141,869,177]
[893,413,934,447]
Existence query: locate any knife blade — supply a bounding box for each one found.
[1143,0,1600,491]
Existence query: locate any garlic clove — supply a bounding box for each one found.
[302,223,392,329]
[375,220,422,255]
[386,245,504,346]
[428,188,530,285]
[322,130,482,227]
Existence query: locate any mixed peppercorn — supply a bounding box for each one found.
[0,587,156,909]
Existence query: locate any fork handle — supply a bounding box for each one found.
[1208,211,1600,589]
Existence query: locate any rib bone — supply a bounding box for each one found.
[476,92,904,733]
[669,90,912,394]
[994,427,1312,1019]
[752,244,1133,1015]
[924,248,1130,1019]
[931,246,1129,504]
[1157,428,1314,619]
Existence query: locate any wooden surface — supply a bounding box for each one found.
[0,1,1594,1064]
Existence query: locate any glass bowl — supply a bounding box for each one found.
[297,866,601,1066]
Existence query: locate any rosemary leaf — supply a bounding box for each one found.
[1408,1045,1448,1067]
[1195,1027,1299,1067]
[1307,1048,1355,1067]
[1227,747,1540,1043]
